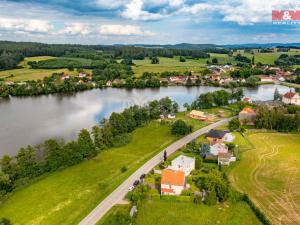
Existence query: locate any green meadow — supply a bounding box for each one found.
[0,122,178,225]
[229,132,300,225]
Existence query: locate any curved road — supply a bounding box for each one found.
[79,117,233,225]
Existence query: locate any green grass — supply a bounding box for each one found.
[0,56,92,81]
[175,112,209,130]
[233,51,300,65]
[229,132,300,225]
[133,199,262,225]
[0,122,179,225]
[132,57,207,77]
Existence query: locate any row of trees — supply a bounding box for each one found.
[255,106,300,132]
[190,89,244,109]
[0,97,179,197]
[275,54,300,66]
[0,75,100,97]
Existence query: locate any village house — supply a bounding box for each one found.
[218,153,236,166]
[239,107,256,125]
[209,143,228,156]
[189,110,207,121]
[112,79,125,85]
[161,169,185,196]
[167,113,176,119]
[168,76,187,85]
[210,73,221,81]
[282,91,300,106]
[78,72,87,78]
[168,155,195,176]
[242,97,252,103]
[206,129,234,145]
[4,81,14,86]
[258,75,274,83]
[61,74,70,80]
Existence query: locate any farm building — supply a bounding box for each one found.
[189,110,207,121]
[161,169,185,196]
[168,155,195,176]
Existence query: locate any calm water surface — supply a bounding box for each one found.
[0,85,292,156]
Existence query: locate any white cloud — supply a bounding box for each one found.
[178,0,300,25]
[121,0,165,21]
[0,17,53,33]
[94,0,129,9]
[59,23,92,35]
[168,0,185,8]
[99,24,155,36]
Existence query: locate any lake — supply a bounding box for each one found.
[0,84,292,156]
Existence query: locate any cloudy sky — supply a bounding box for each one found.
[0,0,300,44]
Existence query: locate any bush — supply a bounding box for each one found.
[204,189,218,205]
[228,118,241,131]
[111,133,132,147]
[0,218,11,225]
[120,166,128,173]
[171,120,192,135]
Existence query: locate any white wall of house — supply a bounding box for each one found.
[169,155,195,176]
[224,133,235,142]
[161,183,184,195]
[283,94,300,105]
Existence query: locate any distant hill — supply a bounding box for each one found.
[132,43,300,50]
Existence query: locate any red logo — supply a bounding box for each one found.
[272,10,300,20]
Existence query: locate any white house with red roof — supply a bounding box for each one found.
[282,91,300,105]
[161,169,185,196]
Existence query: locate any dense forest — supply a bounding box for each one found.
[0,97,179,198]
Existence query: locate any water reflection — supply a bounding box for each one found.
[0,85,293,156]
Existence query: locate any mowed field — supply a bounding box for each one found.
[0,56,90,81]
[133,199,262,225]
[0,122,179,225]
[229,132,300,225]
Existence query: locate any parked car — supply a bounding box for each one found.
[128,186,135,192]
[140,174,146,180]
[133,180,140,186]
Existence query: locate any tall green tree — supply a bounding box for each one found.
[77,129,97,158]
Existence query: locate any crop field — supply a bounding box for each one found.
[0,56,91,81]
[133,199,262,225]
[229,132,300,225]
[0,122,179,225]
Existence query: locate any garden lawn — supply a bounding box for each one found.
[229,132,300,225]
[0,122,178,225]
[133,199,262,225]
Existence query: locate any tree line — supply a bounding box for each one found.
[255,106,300,132]
[190,89,244,109]
[0,97,179,198]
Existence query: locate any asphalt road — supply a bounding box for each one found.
[78,117,233,225]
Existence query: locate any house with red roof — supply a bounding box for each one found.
[161,169,185,195]
[282,91,300,105]
[239,107,256,125]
